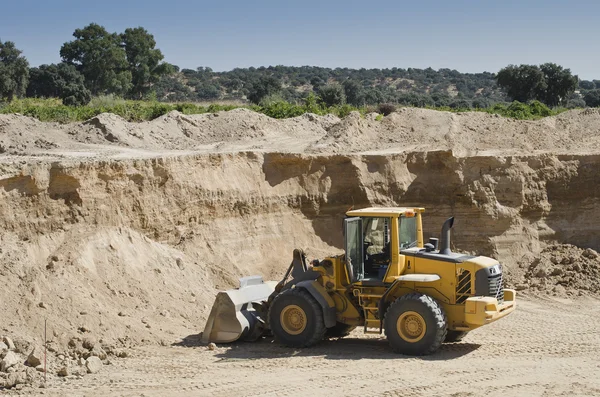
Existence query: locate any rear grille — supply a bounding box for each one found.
[488,273,504,304]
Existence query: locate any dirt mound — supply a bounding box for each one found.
[513,244,600,296]
[4,107,600,160]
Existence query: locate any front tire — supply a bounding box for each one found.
[268,288,326,348]
[383,292,447,355]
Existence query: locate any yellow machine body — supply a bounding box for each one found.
[313,207,516,334]
[203,207,516,354]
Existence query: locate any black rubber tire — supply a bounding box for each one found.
[268,288,326,348]
[383,292,447,356]
[325,322,356,339]
[444,330,469,343]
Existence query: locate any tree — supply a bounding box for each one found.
[0,41,29,101]
[580,80,595,90]
[583,90,600,107]
[60,23,132,96]
[342,79,364,106]
[318,83,346,107]
[247,76,281,104]
[496,63,578,106]
[537,63,578,107]
[121,27,172,98]
[496,64,545,103]
[27,63,91,105]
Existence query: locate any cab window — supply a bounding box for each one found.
[399,215,417,250]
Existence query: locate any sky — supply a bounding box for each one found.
[1,0,598,79]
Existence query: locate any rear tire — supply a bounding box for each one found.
[325,322,356,339]
[383,292,447,356]
[268,288,326,348]
[445,330,469,343]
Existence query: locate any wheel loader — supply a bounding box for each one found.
[202,207,516,355]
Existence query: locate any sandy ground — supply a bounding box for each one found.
[3,108,600,395]
[4,296,593,397]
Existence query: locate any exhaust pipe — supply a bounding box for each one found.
[439,217,455,255]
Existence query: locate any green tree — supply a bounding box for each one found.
[27,63,91,105]
[60,23,132,96]
[0,41,29,101]
[121,27,172,98]
[342,79,364,106]
[583,90,600,107]
[318,83,346,107]
[496,64,545,103]
[247,76,281,104]
[537,63,578,107]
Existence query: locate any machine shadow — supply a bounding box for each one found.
[175,334,481,361]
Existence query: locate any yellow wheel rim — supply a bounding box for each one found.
[397,311,426,343]
[280,304,307,335]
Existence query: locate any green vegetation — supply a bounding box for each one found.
[1,22,596,120]
[0,97,567,124]
[496,63,578,106]
[0,41,29,101]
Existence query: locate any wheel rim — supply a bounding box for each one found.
[280,305,307,335]
[397,311,426,342]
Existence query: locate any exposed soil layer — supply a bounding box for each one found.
[2,108,600,393]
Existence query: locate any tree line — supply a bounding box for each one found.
[0,23,596,109]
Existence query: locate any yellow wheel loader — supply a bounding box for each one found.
[202,207,516,355]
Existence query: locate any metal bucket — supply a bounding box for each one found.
[201,275,276,344]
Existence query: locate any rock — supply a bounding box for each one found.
[78,357,86,366]
[116,350,128,358]
[26,346,42,367]
[4,371,26,388]
[207,343,216,351]
[38,302,47,308]
[83,347,107,360]
[57,354,65,361]
[1,351,20,372]
[534,268,548,278]
[0,342,8,352]
[550,268,563,276]
[11,337,31,354]
[3,337,15,351]
[35,365,44,373]
[583,248,598,259]
[57,366,69,377]
[86,356,102,374]
[82,337,96,350]
[176,258,185,270]
[25,366,36,382]
[553,284,567,295]
[515,283,529,291]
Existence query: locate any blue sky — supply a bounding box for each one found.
[1,0,597,79]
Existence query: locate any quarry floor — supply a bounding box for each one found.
[15,296,600,397]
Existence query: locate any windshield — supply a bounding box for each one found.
[399,216,417,250]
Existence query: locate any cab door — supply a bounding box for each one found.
[344,217,363,282]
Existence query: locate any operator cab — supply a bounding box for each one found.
[343,207,423,283]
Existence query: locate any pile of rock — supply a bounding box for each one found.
[0,336,41,390]
[515,244,600,296]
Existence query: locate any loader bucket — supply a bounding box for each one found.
[201,275,276,344]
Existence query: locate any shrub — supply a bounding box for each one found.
[318,84,346,107]
[378,103,396,116]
